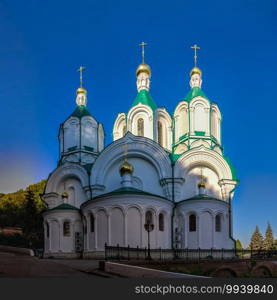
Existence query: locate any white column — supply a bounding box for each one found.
[123,212,127,246]
[107,212,111,246]
[59,220,63,252]
[94,213,98,249]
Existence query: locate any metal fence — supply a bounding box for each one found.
[104,244,277,262]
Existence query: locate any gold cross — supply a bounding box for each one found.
[139,42,148,63]
[191,44,200,66]
[77,66,85,87]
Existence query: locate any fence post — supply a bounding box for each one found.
[160,247,162,261]
[221,248,224,260]
[128,245,130,261]
[145,247,147,260]
[198,247,200,263]
[211,247,213,258]
[104,243,107,260]
[186,248,188,261]
[137,245,139,260]
[117,244,120,260]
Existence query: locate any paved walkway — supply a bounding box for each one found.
[0,252,107,278]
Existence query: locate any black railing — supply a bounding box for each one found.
[104,244,277,262]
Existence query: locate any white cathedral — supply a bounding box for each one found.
[42,45,238,258]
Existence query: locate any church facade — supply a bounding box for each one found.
[42,46,238,258]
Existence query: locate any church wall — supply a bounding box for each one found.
[128,105,154,140]
[82,194,173,250]
[56,177,87,208]
[43,210,82,255]
[178,166,222,201]
[63,118,80,151]
[101,157,165,198]
[199,211,213,248]
[81,116,98,151]
[96,210,108,249]
[127,207,142,247]
[110,207,124,246]
[176,199,234,249]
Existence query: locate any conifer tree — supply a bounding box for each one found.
[249,225,263,250]
[263,222,274,250]
[236,239,243,250]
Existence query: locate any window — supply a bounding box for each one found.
[46,223,49,238]
[90,214,95,233]
[189,214,196,232]
[137,118,144,136]
[63,221,71,237]
[215,214,221,232]
[145,211,153,225]
[159,213,164,231]
[158,121,163,146]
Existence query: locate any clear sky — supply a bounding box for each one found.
[0,0,276,247]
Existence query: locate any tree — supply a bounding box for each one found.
[23,189,44,248]
[263,222,274,250]
[249,226,263,250]
[236,239,243,250]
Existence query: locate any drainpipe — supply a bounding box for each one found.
[228,186,236,249]
[171,118,176,249]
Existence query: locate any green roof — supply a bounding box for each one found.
[49,203,79,211]
[180,194,222,202]
[169,153,182,163]
[184,87,208,102]
[223,156,238,180]
[92,187,168,200]
[132,89,157,111]
[71,105,92,118]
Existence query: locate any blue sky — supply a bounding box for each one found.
[0,0,276,247]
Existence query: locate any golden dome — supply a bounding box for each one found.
[119,161,134,176]
[136,63,151,77]
[198,181,206,189]
[190,66,202,77]
[76,87,87,94]
[61,191,69,198]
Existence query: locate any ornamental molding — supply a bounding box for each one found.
[90,132,172,185]
[45,164,89,194]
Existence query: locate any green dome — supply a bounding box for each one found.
[71,105,92,118]
[185,87,208,102]
[132,89,157,111]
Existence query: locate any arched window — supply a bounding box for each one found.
[46,223,49,238]
[90,214,95,233]
[122,124,127,136]
[158,121,163,146]
[145,210,153,225]
[215,214,221,232]
[189,214,196,232]
[137,118,144,136]
[159,213,164,231]
[63,221,71,236]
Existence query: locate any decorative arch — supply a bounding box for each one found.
[113,113,127,141]
[90,132,172,186]
[45,164,89,194]
[175,146,233,180]
[157,108,172,150]
[211,104,222,143]
[127,104,153,139]
[174,101,189,141]
[189,97,210,134]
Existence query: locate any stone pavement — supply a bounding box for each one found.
[0,252,112,278]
